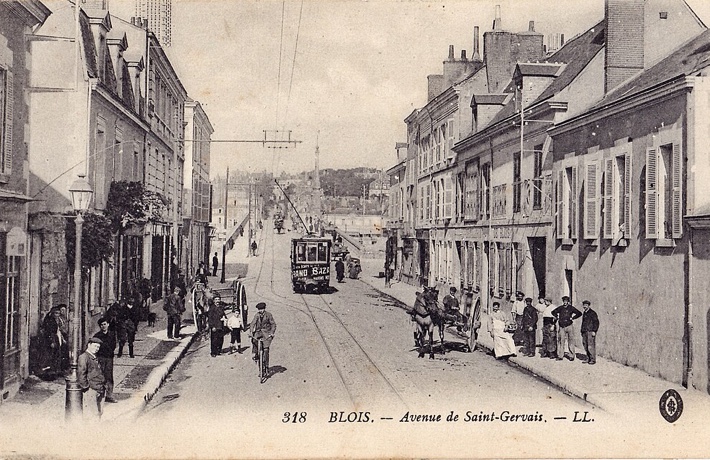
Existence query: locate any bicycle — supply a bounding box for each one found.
[256,337,269,384]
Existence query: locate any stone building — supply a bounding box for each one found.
[0,0,50,402]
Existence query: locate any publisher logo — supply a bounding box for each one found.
[659,389,683,423]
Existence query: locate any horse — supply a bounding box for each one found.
[411,287,439,359]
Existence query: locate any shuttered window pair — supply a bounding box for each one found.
[556,166,577,240]
[464,160,480,221]
[582,149,631,241]
[0,69,12,176]
[646,143,682,240]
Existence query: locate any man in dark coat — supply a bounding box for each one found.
[521,297,538,357]
[212,252,219,277]
[580,300,600,365]
[250,302,277,372]
[92,318,117,403]
[552,296,582,361]
[207,294,227,357]
[335,259,345,282]
[163,287,185,339]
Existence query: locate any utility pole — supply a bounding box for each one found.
[221,168,229,283]
[248,178,253,257]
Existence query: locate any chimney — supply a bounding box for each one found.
[448,45,455,61]
[427,74,444,101]
[461,50,467,61]
[493,5,502,30]
[560,34,565,46]
[472,26,481,61]
[529,21,535,32]
[605,0,644,93]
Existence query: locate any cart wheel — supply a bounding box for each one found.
[465,314,475,353]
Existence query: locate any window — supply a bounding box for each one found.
[556,164,578,240]
[481,163,491,219]
[0,235,20,352]
[646,142,682,240]
[444,174,453,219]
[435,125,442,164]
[513,151,522,213]
[602,147,631,241]
[464,160,479,220]
[0,69,12,176]
[583,161,601,240]
[533,144,543,209]
[447,119,455,160]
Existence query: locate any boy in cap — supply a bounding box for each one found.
[77,337,106,419]
[580,300,599,364]
[250,302,277,375]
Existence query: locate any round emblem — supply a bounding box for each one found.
[658,389,683,423]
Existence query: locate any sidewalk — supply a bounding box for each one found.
[0,246,254,426]
[359,257,710,422]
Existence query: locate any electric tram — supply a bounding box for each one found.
[290,235,332,293]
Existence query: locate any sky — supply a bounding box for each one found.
[108,0,710,177]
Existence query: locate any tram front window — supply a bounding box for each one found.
[307,245,318,261]
[318,244,327,261]
[296,245,306,262]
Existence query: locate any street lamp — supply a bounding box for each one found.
[65,174,93,422]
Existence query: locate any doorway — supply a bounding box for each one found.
[528,237,546,298]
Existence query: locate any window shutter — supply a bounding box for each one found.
[672,142,683,238]
[444,174,453,218]
[447,119,455,159]
[488,243,496,293]
[645,147,658,239]
[623,150,632,238]
[3,71,13,175]
[603,158,614,239]
[556,170,564,238]
[570,166,578,239]
[584,162,599,239]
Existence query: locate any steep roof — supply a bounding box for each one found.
[591,28,710,110]
[485,19,606,127]
[79,11,98,78]
[516,62,563,77]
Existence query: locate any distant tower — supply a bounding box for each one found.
[135,0,173,47]
[314,131,321,189]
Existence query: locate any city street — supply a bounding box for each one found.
[135,226,604,457]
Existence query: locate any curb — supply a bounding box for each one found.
[108,332,199,421]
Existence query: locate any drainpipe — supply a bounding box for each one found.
[685,226,694,389]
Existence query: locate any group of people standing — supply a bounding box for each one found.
[489,291,599,364]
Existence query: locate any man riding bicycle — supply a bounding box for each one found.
[249,302,276,376]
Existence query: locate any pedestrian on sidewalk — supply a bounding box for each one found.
[488,301,516,360]
[39,307,65,380]
[511,291,526,346]
[251,240,258,256]
[78,337,106,419]
[57,304,70,374]
[580,300,599,365]
[335,259,345,283]
[93,317,117,403]
[521,297,538,357]
[208,294,227,357]
[212,252,219,277]
[540,298,558,358]
[164,287,185,339]
[116,299,139,358]
[196,262,209,285]
[552,296,582,361]
[226,304,244,353]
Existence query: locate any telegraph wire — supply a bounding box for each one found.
[281,0,304,132]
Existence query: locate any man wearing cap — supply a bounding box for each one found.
[207,294,227,357]
[580,300,599,365]
[250,302,277,372]
[93,317,117,403]
[552,296,582,361]
[443,286,465,325]
[77,337,106,419]
[521,297,538,357]
[163,286,185,339]
[511,291,526,346]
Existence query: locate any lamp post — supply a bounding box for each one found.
[65,174,93,423]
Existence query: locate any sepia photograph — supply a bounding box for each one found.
[0,0,710,458]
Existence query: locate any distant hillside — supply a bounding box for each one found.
[320,168,380,197]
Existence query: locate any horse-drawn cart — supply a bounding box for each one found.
[409,287,480,358]
[190,279,249,335]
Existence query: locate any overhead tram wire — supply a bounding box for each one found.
[281,0,304,133]
[272,0,287,177]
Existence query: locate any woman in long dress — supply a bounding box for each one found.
[488,301,517,359]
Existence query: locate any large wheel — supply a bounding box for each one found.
[237,282,248,326]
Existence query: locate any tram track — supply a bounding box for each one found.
[251,222,412,411]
